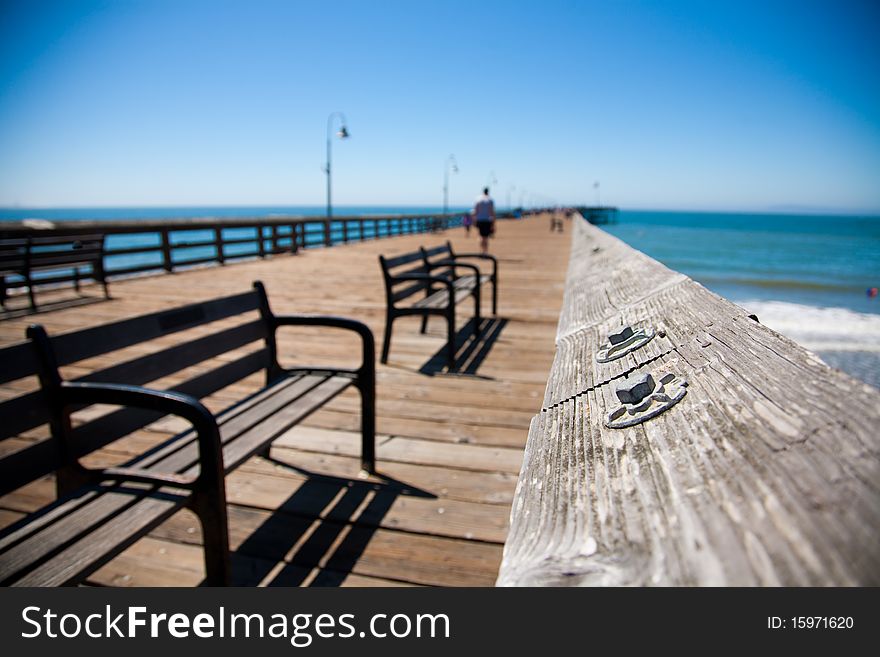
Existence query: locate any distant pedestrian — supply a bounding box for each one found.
[473,187,496,255]
[463,212,474,235]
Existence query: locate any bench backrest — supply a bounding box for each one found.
[0,286,270,497]
[419,244,455,277]
[378,250,433,305]
[0,238,28,275]
[0,234,105,276]
[379,243,461,305]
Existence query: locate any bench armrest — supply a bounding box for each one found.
[426,259,482,280]
[445,253,498,278]
[59,381,223,491]
[270,315,376,381]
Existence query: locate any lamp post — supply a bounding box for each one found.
[443,154,458,217]
[324,111,349,219]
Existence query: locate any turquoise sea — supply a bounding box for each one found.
[602,211,880,387]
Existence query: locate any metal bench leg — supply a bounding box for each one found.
[27,281,36,310]
[192,492,232,586]
[474,285,482,336]
[492,275,498,316]
[360,382,376,474]
[446,307,456,370]
[420,314,429,334]
[381,313,394,364]
[100,267,110,299]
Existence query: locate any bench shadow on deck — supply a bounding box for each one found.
[418,317,509,377]
[0,293,112,321]
[230,462,435,587]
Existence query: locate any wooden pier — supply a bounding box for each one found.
[0,215,570,586]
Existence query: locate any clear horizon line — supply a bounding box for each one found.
[1,203,879,217]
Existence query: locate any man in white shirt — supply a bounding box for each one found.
[473,187,496,255]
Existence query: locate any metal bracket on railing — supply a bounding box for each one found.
[604,371,687,428]
[596,324,656,362]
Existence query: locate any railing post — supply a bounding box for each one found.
[343,220,349,244]
[257,226,266,258]
[270,225,278,254]
[324,220,332,247]
[214,227,225,265]
[290,224,298,254]
[160,228,173,273]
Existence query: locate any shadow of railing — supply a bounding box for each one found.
[224,459,436,587]
[418,317,509,377]
[0,293,111,321]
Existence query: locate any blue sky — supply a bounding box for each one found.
[1,0,878,212]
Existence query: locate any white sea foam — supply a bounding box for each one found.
[734,300,880,353]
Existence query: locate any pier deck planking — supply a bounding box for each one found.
[0,215,570,587]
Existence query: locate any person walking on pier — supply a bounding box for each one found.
[473,187,496,255]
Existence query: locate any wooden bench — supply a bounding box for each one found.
[378,241,497,369]
[0,281,375,586]
[0,233,109,310]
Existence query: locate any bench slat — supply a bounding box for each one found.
[221,375,352,471]
[70,348,269,458]
[26,234,105,246]
[0,373,354,586]
[49,290,262,368]
[421,245,446,258]
[392,281,428,303]
[122,374,318,475]
[412,285,474,309]
[4,486,186,587]
[0,319,267,443]
[128,373,351,477]
[27,252,102,268]
[0,348,269,497]
[382,251,424,269]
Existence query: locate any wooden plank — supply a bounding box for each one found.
[273,426,524,474]
[150,505,502,586]
[498,215,880,586]
[86,535,418,587]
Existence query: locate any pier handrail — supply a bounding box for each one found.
[0,210,528,298]
[497,212,880,586]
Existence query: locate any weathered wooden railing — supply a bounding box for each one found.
[498,213,880,586]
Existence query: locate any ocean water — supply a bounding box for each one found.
[602,211,880,387]
[0,205,470,222]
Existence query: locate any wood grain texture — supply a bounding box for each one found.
[498,215,880,586]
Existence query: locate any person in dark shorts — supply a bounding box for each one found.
[473,187,496,254]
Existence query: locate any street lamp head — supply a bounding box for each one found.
[337,125,349,139]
